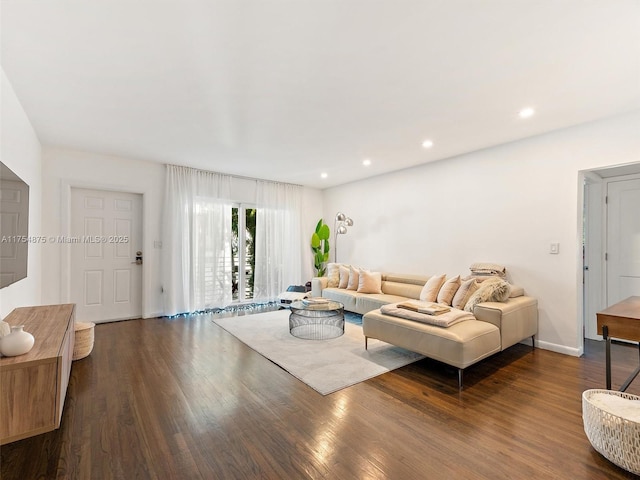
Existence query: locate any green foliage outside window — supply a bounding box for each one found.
[232,207,256,299]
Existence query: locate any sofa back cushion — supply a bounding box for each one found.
[380,273,429,299]
[381,273,430,286]
[509,285,524,297]
[381,281,424,299]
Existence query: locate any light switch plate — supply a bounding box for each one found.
[550,243,559,254]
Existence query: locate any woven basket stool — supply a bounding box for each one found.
[582,389,640,475]
[73,321,95,361]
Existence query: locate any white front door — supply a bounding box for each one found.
[606,178,640,305]
[70,188,143,323]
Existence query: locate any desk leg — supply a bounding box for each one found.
[619,343,640,392]
[603,325,611,390]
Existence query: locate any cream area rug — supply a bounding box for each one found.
[212,309,425,395]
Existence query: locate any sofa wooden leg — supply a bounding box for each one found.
[365,337,368,350]
[458,369,463,389]
[531,334,536,350]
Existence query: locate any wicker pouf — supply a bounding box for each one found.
[73,322,95,361]
[582,389,640,475]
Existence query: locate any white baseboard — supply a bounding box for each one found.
[92,312,164,323]
[534,339,582,357]
[93,316,137,324]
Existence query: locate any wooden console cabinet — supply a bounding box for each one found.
[0,304,75,445]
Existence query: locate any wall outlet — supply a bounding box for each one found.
[550,242,559,254]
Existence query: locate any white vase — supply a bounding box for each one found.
[0,325,35,357]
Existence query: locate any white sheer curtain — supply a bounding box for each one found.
[253,180,303,302]
[162,165,233,316]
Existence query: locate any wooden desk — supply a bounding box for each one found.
[596,296,640,391]
[0,304,75,444]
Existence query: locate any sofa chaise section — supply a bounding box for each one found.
[362,295,537,387]
[362,309,501,386]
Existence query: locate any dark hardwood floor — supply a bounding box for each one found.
[2,310,639,479]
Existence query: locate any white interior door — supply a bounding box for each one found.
[583,179,604,340]
[70,188,142,323]
[606,178,640,305]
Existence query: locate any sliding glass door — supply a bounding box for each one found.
[232,205,256,302]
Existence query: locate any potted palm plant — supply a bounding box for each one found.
[310,219,330,277]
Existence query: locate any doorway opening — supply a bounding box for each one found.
[581,163,640,347]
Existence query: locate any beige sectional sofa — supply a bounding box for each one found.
[311,270,538,387]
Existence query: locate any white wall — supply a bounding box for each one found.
[41,149,323,317]
[301,187,324,282]
[322,110,640,355]
[0,69,42,317]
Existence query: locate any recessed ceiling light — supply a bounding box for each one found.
[518,107,535,118]
[422,139,434,149]
[362,159,371,166]
[320,172,328,179]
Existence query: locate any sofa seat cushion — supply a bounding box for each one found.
[321,287,358,312]
[356,293,411,314]
[321,289,409,315]
[363,309,501,369]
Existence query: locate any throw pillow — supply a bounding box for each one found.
[419,274,446,302]
[347,266,361,291]
[357,270,383,294]
[452,278,479,310]
[338,265,350,289]
[464,279,512,312]
[436,275,461,306]
[326,263,340,288]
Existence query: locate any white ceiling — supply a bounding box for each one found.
[2,1,640,189]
